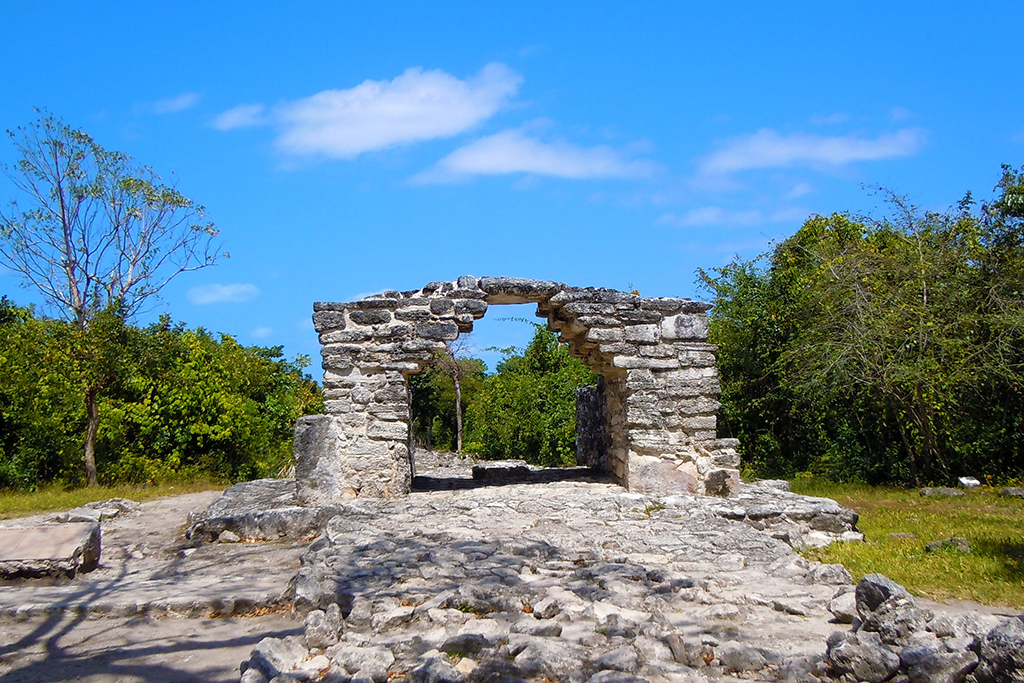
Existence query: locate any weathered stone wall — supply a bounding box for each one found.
[296,276,740,502]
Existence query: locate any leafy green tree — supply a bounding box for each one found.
[467,326,596,466]
[700,168,1024,485]
[0,112,223,485]
[0,303,322,488]
[410,354,486,453]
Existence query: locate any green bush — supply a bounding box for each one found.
[700,167,1024,486]
[410,325,596,467]
[0,300,322,489]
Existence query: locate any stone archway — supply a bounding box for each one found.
[293,276,740,503]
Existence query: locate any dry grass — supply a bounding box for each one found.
[791,477,1024,609]
[0,478,226,520]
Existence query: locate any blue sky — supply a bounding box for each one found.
[2,2,1022,373]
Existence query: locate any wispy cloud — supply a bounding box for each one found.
[890,106,914,122]
[809,113,849,125]
[213,104,266,131]
[252,327,273,339]
[657,206,808,227]
[413,128,657,183]
[188,283,260,305]
[699,128,927,175]
[150,92,201,114]
[213,63,522,158]
[786,182,813,199]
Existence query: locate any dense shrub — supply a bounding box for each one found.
[0,300,322,488]
[699,167,1024,485]
[411,325,596,467]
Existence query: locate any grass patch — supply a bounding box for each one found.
[791,476,1024,609]
[0,478,227,520]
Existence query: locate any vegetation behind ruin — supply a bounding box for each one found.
[410,325,596,467]
[702,165,1024,486]
[0,300,323,489]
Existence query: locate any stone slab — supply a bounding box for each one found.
[0,523,100,578]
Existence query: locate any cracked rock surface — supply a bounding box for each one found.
[242,471,869,683]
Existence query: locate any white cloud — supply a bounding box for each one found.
[252,327,273,339]
[699,128,927,175]
[213,104,266,131]
[214,63,522,158]
[414,128,657,183]
[188,283,260,305]
[657,206,808,227]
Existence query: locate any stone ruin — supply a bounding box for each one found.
[293,276,741,503]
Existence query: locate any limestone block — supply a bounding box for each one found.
[312,310,347,332]
[670,366,717,380]
[0,523,101,579]
[623,324,660,344]
[640,297,688,312]
[454,299,487,316]
[612,356,680,369]
[323,400,355,414]
[322,343,363,357]
[372,324,411,340]
[639,344,676,358]
[367,403,410,421]
[625,369,656,390]
[663,376,719,397]
[577,315,621,327]
[415,321,459,340]
[382,361,421,372]
[660,314,709,341]
[320,329,371,344]
[395,308,432,321]
[366,420,408,440]
[347,298,398,309]
[679,416,717,431]
[618,309,662,323]
[321,356,354,371]
[478,276,566,304]
[627,454,700,496]
[294,416,411,503]
[675,397,722,415]
[679,349,717,366]
[349,309,392,325]
[295,416,355,505]
[586,327,622,342]
[628,428,690,455]
[562,302,618,315]
[429,299,454,315]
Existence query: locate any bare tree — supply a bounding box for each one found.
[0,111,224,486]
[432,338,477,454]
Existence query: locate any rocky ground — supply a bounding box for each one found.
[1,456,1021,683]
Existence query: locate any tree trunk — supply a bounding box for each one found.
[426,412,433,451]
[84,385,99,487]
[454,375,463,454]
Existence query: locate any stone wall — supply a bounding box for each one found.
[575,381,607,470]
[295,276,740,502]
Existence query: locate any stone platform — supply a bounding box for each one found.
[0,523,100,579]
